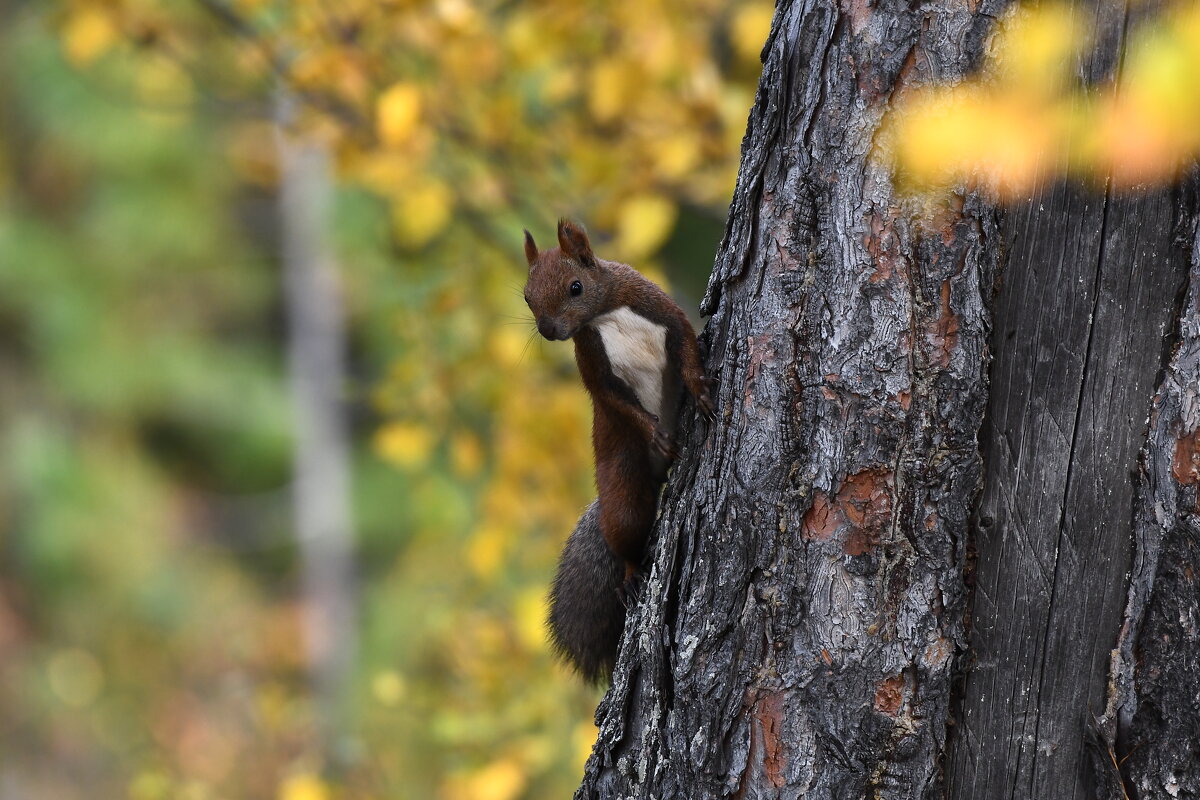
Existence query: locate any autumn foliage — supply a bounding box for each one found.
[4,1,770,798]
[886,2,1200,197]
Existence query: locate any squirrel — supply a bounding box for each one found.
[523,219,714,683]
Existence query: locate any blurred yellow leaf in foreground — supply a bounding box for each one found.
[993,3,1083,95]
[372,670,407,706]
[892,88,1059,198]
[467,523,509,578]
[889,1,1200,195]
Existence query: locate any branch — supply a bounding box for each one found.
[190,0,368,130]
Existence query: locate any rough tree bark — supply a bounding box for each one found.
[578,1,1001,796]
[574,1,1200,798]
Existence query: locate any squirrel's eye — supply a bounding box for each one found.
[570,280,583,297]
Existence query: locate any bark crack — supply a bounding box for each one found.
[1023,180,1112,798]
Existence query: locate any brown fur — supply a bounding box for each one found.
[524,219,713,571]
[525,220,714,681]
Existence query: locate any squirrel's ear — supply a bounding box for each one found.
[557,218,595,266]
[523,229,538,267]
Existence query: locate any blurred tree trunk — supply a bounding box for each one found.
[276,96,358,764]
[575,1,1200,799]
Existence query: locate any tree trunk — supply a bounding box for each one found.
[276,96,358,765]
[944,183,1188,800]
[1098,178,1200,798]
[943,4,1199,797]
[578,1,1001,796]
[575,2,1200,798]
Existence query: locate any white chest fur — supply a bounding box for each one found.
[592,306,668,418]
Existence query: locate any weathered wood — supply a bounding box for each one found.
[942,2,1194,793]
[1098,176,1200,798]
[576,1,1001,797]
[944,184,1186,800]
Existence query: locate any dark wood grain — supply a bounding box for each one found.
[944,185,1186,800]
[941,1,1196,795]
[1097,177,1200,798]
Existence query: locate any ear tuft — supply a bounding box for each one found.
[557,218,595,266]
[523,229,538,267]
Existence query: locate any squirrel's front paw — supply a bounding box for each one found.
[651,427,679,460]
[618,568,645,608]
[691,375,717,423]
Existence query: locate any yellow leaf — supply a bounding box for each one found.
[573,721,598,772]
[514,586,547,652]
[374,422,435,468]
[372,670,406,706]
[278,774,329,800]
[450,432,485,478]
[352,152,418,196]
[994,3,1083,95]
[1120,22,1200,155]
[652,133,702,180]
[466,523,508,578]
[436,0,477,31]
[891,88,1056,197]
[490,326,533,368]
[540,67,579,104]
[62,8,118,67]
[462,758,527,800]
[589,60,631,123]
[731,3,774,65]
[377,83,423,147]
[392,178,453,248]
[616,195,677,259]
[129,770,172,800]
[1088,95,1183,188]
[503,13,541,68]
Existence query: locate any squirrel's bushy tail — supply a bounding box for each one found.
[547,500,627,684]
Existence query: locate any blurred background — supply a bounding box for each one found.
[0,1,769,798]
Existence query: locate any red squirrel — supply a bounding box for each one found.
[523,219,714,683]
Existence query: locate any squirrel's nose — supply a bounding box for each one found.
[537,320,558,340]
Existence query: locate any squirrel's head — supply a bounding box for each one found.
[522,219,606,341]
